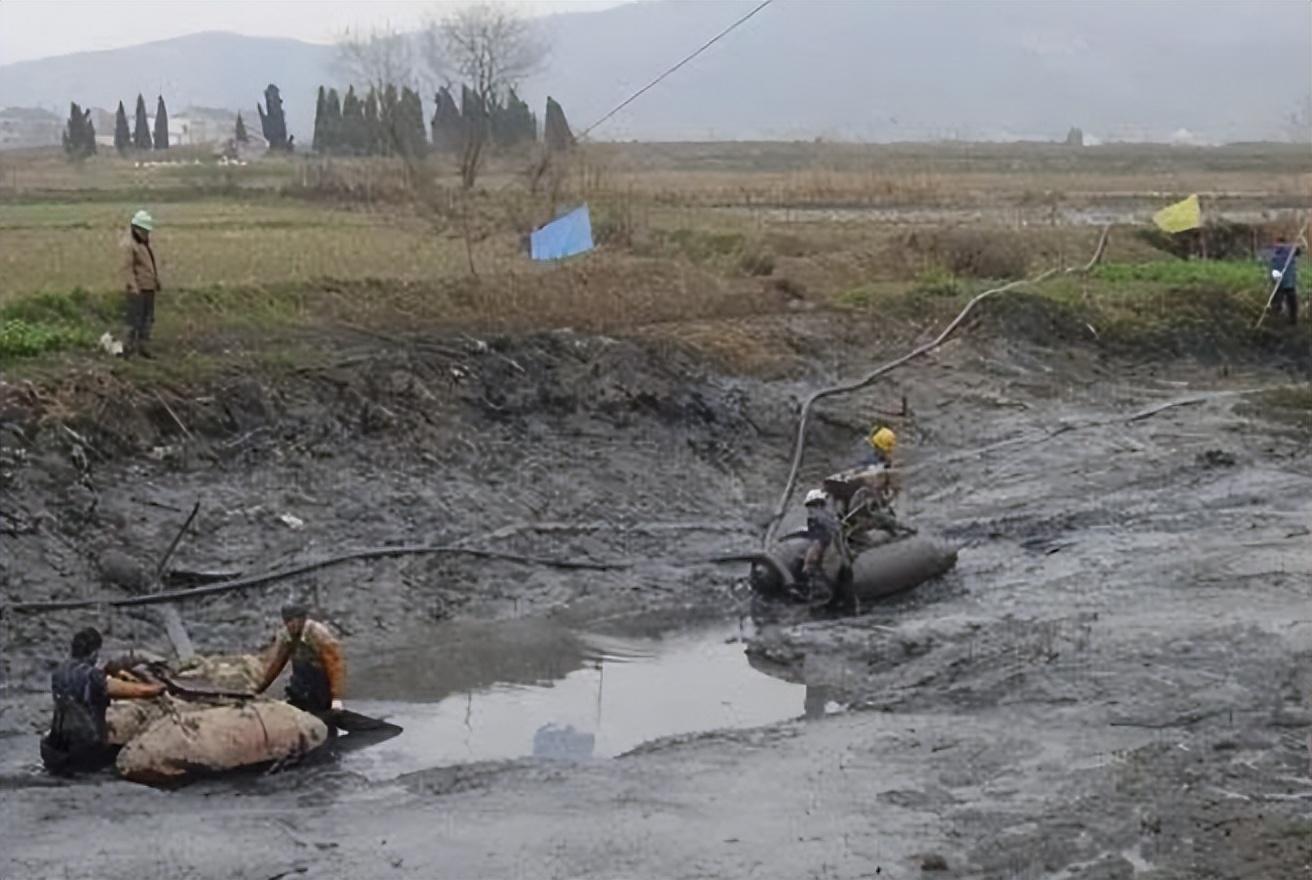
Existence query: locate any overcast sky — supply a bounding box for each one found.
[0,0,630,66]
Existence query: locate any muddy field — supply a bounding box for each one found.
[4,302,1312,879]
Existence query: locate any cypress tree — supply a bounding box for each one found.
[325,88,342,154]
[113,101,131,154]
[133,94,152,150]
[431,87,463,153]
[363,88,381,156]
[395,87,427,158]
[341,86,362,155]
[153,96,169,149]
[235,112,248,143]
[62,102,96,160]
[312,86,327,153]
[380,84,399,156]
[258,84,289,151]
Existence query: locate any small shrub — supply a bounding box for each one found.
[903,228,1029,279]
[913,267,961,297]
[661,228,746,263]
[837,285,877,308]
[0,318,90,358]
[592,213,632,248]
[770,277,807,300]
[1135,220,1278,261]
[738,249,775,277]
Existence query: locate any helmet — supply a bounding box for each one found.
[869,427,897,455]
[130,209,154,231]
[804,488,828,507]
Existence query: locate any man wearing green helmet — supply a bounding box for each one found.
[122,209,160,358]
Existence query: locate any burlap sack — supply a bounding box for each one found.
[116,701,328,784]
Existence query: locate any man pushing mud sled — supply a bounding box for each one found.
[750,425,957,612]
[42,602,399,785]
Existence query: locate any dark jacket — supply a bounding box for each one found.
[49,658,110,749]
[1271,244,1301,291]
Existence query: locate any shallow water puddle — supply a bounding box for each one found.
[338,618,812,780]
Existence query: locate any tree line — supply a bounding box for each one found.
[310,82,544,157]
[310,84,427,157]
[62,93,170,158]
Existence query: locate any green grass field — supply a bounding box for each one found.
[0,142,1306,369]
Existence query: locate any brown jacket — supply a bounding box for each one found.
[122,234,160,294]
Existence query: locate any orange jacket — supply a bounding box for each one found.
[259,619,346,700]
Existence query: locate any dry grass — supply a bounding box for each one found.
[3,139,1308,378]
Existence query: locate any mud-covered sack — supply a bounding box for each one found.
[106,697,170,746]
[106,654,266,746]
[171,653,265,691]
[116,701,329,785]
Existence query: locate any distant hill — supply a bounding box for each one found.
[1,1,1307,145]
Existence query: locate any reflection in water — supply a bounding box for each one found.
[339,620,807,781]
[533,723,596,759]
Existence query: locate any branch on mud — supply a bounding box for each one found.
[762,225,1111,546]
[153,391,194,441]
[1109,707,1229,729]
[2,542,785,616]
[2,544,636,614]
[479,519,749,542]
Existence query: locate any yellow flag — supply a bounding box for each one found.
[1152,194,1201,233]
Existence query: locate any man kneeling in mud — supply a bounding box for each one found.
[42,627,164,774]
[254,603,346,716]
[800,489,856,611]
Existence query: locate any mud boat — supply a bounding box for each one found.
[48,655,402,786]
[750,531,957,606]
[750,469,958,607]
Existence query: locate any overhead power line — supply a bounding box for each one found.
[577,0,776,139]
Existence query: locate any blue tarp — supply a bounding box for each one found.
[530,205,594,261]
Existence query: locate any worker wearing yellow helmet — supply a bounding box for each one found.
[844,425,911,545]
[866,426,897,467]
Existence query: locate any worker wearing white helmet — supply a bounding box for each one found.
[800,489,848,603]
[122,209,160,357]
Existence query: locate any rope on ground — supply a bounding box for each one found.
[761,226,1111,547]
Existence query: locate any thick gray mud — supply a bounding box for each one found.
[5,321,1312,878]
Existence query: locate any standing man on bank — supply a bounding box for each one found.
[1269,233,1303,327]
[122,209,160,357]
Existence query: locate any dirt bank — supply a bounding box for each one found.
[5,301,1312,878]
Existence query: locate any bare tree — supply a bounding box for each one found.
[336,23,417,93]
[423,3,547,107]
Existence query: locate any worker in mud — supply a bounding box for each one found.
[122,209,160,358]
[1269,234,1303,326]
[836,426,909,543]
[862,426,898,469]
[254,603,346,716]
[800,489,852,607]
[42,627,165,775]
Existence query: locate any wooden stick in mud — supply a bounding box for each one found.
[761,226,1112,547]
[156,501,201,579]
